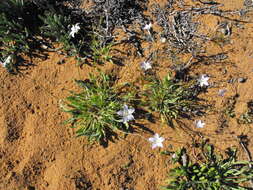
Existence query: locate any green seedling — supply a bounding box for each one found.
[142,74,202,126]
[39,10,73,51]
[238,100,253,124]
[61,72,136,142]
[163,144,253,190]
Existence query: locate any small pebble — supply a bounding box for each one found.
[238,77,247,83]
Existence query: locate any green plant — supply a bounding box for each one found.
[238,100,253,124]
[223,95,238,118]
[0,0,26,21]
[39,7,91,59]
[88,32,114,64]
[163,144,253,190]
[0,13,29,72]
[61,72,136,142]
[238,113,253,124]
[39,10,75,51]
[142,75,202,125]
[0,0,32,73]
[0,0,45,73]
[39,8,101,63]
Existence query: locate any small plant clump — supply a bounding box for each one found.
[61,72,136,142]
[238,100,253,124]
[39,9,85,56]
[223,95,238,118]
[0,0,41,73]
[86,31,114,65]
[164,144,253,190]
[0,0,118,73]
[142,75,202,126]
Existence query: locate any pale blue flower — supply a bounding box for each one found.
[140,61,152,71]
[143,23,152,30]
[218,89,227,96]
[148,133,165,149]
[117,104,135,123]
[195,120,205,128]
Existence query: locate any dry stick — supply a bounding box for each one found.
[182,4,252,24]
[120,25,143,57]
[147,29,154,42]
[104,8,109,37]
[195,0,219,5]
[182,56,194,70]
[216,15,253,24]
[238,137,253,188]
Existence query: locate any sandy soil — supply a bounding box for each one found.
[1,0,253,189]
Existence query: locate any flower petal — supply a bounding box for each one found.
[117,110,123,116]
[148,137,155,143]
[203,81,209,86]
[128,108,135,114]
[125,115,134,122]
[123,104,128,110]
[159,137,165,143]
[152,143,158,149]
[156,142,163,148]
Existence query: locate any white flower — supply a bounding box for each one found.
[148,133,165,149]
[198,74,209,87]
[69,23,80,38]
[195,120,205,128]
[117,104,135,123]
[1,55,12,67]
[143,23,152,30]
[140,61,152,71]
[160,37,166,43]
